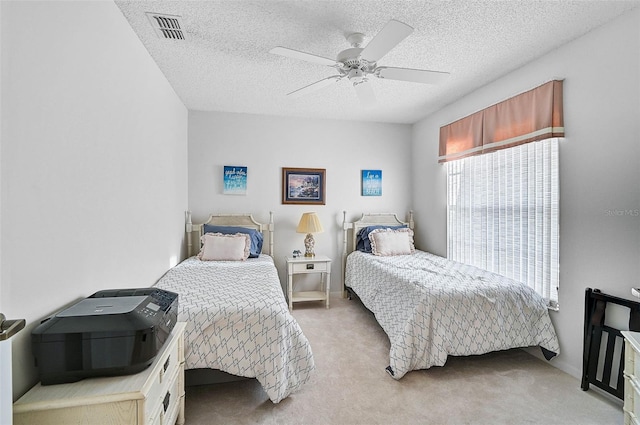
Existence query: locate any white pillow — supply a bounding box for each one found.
[368,228,415,256]
[198,232,251,261]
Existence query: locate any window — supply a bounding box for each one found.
[446,138,559,309]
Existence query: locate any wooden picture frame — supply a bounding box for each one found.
[282,167,326,205]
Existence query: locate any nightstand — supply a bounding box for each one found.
[286,255,331,310]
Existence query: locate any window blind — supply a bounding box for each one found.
[447,138,559,308]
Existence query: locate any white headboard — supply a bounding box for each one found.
[341,211,414,293]
[186,211,274,258]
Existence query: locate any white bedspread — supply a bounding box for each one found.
[345,250,559,380]
[154,255,315,403]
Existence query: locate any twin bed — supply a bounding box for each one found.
[152,210,559,403]
[341,211,560,379]
[153,213,314,403]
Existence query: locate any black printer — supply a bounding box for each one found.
[32,287,178,385]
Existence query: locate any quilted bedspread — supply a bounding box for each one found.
[345,250,559,380]
[154,256,315,403]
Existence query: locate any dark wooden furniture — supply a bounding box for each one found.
[582,288,640,399]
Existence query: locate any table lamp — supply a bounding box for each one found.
[296,212,324,257]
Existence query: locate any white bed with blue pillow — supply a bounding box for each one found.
[341,211,559,380]
[154,213,315,403]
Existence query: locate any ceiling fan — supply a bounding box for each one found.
[269,19,449,106]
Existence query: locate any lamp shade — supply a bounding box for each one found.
[296,212,324,234]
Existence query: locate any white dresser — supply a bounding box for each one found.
[13,322,186,425]
[623,331,640,425]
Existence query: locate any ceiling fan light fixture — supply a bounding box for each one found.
[348,68,365,83]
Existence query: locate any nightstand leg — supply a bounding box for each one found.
[288,273,293,310]
[325,272,330,309]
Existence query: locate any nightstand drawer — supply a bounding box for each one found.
[291,261,328,273]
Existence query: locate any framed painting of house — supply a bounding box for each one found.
[282,167,326,205]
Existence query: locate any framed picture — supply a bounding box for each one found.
[223,166,247,195]
[282,167,326,205]
[362,169,382,196]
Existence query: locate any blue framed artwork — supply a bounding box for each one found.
[362,170,382,196]
[223,166,247,195]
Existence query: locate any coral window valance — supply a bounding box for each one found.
[439,80,564,163]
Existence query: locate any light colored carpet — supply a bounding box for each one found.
[184,296,622,424]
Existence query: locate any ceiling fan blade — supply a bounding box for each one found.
[287,75,343,98]
[270,46,337,67]
[353,80,376,107]
[377,67,450,84]
[360,20,413,63]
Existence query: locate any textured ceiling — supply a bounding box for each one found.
[115,1,639,124]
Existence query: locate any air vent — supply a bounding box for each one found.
[145,12,187,40]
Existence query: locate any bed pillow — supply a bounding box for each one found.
[368,228,415,256]
[203,225,263,258]
[198,232,251,261]
[356,225,407,253]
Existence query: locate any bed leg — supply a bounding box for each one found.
[346,288,353,300]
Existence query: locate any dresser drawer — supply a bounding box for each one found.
[629,376,640,418]
[624,333,640,425]
[291,261,328,273]
[160,369,183,425]
[148,366,182,425]
[145,332,182,421]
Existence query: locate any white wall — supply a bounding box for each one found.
[188,111,412,292]
[0,0,3,315]
[0,1,188,398]
[412,8,640,379]
[2,1,634,405]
